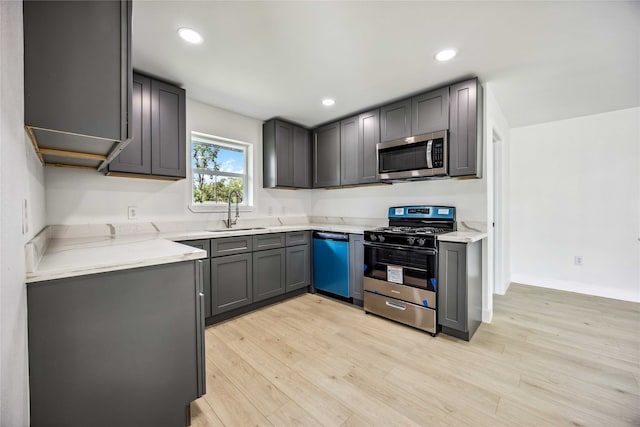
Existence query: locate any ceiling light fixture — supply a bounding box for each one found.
[322,98,335,106]
[435,49,457,62]
[177,27,203,44]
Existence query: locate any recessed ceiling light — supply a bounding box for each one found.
[435,49,457,62]
[322,98,335,106]
[178,28,203,44]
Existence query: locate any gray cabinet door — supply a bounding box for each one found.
[293,125,311,188]
[253,248,286,302]
[211,253,253,315]
[358,109,380,184]
[211,236,253,257]
[263,119,311,189]
[449,78,479,177]
[286,244,310,292]
[253,233,285,250]
[380,99,411,142]
[340,115,359,186]
[108,73,151,174]
[348,234,364,302]
[285,231,310,246]
[313,121,341,187]
[24,0,131,142]
[275,120,294,187]
[437,242,467,331]
[412,87,450,135]
[151,78,186,177]
[178,239,212,318]
[27,261,199,427]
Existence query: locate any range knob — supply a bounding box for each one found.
[370,234,377,241]
[407,237,416,245]
[378,235,386,243]
[417,238,426,246]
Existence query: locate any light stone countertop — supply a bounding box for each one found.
[25,223,374,284]
[438,230,488,243]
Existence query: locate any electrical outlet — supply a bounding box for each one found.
[267,206,273,216]
[128,206,137,220]
[574,256,583,266]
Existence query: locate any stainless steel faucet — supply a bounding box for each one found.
[224,190,242,228]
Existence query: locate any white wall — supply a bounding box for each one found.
[45,99,312,225]
[510,107,640,302]
[1,1,47,424]
[310,179,487,222]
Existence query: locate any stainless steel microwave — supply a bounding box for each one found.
[377,130,448,180]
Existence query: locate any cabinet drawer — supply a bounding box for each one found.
[253,233,285,250]
[364,292,436,334]
[178,239,210,258]
[364,277,436,309]
[285,231,310,246]
[211,236,253,257]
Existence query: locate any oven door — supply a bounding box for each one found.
[363,242,437,292]
[377,130,448,180]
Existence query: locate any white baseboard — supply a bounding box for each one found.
[482,308,493,323]
[510,274,640,303]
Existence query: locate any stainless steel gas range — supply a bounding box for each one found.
[363,205,456,336]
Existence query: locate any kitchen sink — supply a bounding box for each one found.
[208,227,267,233]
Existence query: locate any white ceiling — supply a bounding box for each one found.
[132,1,640,128]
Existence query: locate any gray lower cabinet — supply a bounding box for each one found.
[178,239,211,318]
[348,234,364,304]
[437,240,482,341]
[449,78,482,178]
[313,121,341,187]
[27,261,205,427]
[380,99,412,143]
[286,244,310,292]
[253,248,286,302]
[211,253,253,315]
[262,119,311,189]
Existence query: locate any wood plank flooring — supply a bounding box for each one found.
[190,284,640,426]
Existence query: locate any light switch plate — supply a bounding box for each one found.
[128,206,137,220]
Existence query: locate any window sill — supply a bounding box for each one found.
[188,204,255,214]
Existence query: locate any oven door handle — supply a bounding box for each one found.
[364,241,437,256]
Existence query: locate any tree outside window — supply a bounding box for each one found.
[191,133,249,206]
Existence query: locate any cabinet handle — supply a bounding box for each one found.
[390,289,401,294]
[385,301,406,311]
[199,292,205,297]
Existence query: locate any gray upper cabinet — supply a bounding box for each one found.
[340,116,359,186]
[108,73,151,174]
[412,87,450,135]
[108,73,186,179]
[263,119,311,189]
[150,78,186,178]
[449,78,482,178]
[357,109,380,184]
[380,99,411,143]
[313,121,341,188]
[23,0,132,170]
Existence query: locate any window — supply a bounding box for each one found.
[190,132,252,211]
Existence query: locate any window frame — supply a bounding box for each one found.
[189,131,253,213]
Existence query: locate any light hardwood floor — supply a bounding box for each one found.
[190,284,640,426]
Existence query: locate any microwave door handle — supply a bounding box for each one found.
[426,140,433,169]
